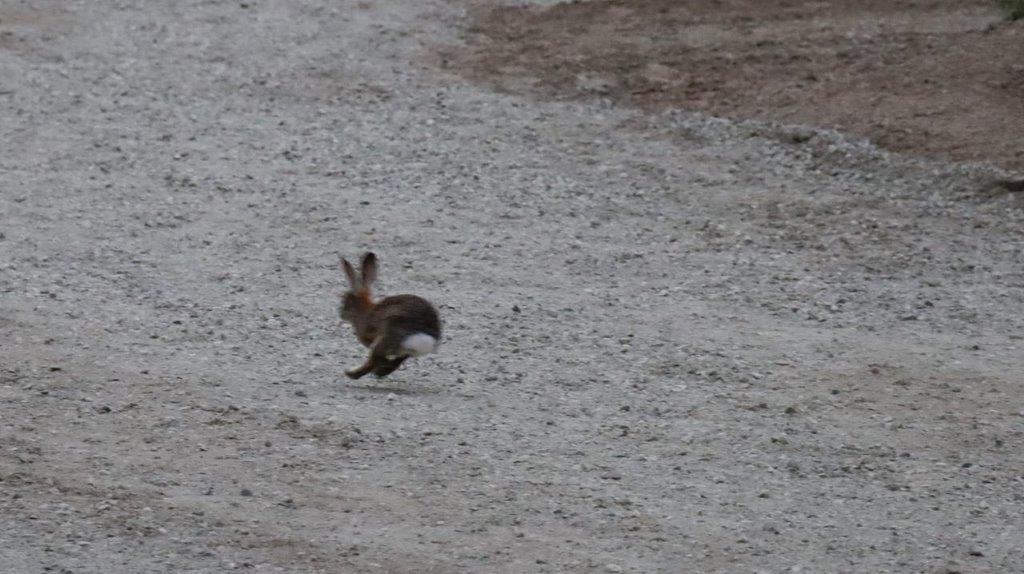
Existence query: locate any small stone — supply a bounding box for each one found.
[605,565,624,573]
[240,489,253,497]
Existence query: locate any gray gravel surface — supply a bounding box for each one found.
[2,1,1023,573]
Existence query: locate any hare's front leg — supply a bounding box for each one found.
[346,335,384,379]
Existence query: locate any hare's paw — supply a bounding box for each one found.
[345,367,369,380]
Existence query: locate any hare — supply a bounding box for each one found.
[339,252,441,379]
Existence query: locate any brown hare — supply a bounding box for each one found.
[339,252,441,379]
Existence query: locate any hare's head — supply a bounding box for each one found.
[340,252,378,322]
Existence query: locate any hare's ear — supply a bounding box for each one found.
[361,252,378,288]
[342,258,360,289]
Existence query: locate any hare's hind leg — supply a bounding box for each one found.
[346,352,403,379]
[348,353,403,379]
[345,335,382,379]
[346,334,388,380]
[367,323,411,378]
[372,356,407,378]
[345,355,375,379]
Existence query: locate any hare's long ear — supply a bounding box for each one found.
[361,252,378,288]
[342,258,360,289]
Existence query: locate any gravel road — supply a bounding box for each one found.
[2,1,1023,573]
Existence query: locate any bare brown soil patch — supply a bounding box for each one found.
[445,0,1024,171]
[0,5,67,53]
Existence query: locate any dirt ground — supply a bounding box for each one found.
[2,1,1024,573]
[445,0,1024,171]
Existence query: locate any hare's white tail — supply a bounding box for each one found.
[401,333,438,357]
